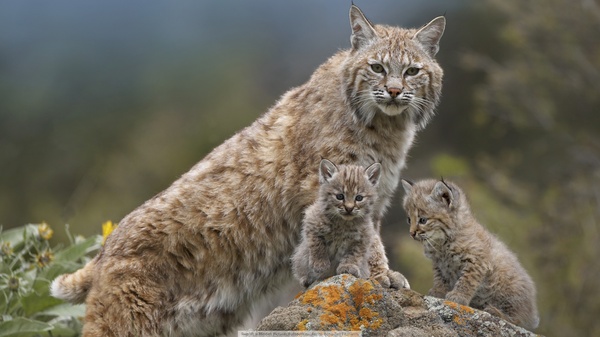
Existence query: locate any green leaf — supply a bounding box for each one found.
[0,317,52,337]
[36,303,85,318]
[53,236,100,263]
[21,293,63,317]
[0,225,36,246]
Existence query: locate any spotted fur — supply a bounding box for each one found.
[292,160,395,288]
[401,179,540,330]
[51,6,444,336]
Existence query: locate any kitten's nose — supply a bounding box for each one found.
[344,206,354,214]
[387,87,401,99]
[410,231,417,239]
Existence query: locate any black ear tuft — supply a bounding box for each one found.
[432,180,453,207]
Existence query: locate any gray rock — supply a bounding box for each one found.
[256,274,541,337]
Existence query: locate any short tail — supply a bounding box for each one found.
[50,256,98,304]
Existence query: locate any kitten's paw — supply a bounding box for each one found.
[483,305,509,321]
[337,264,362,278]
[445,291,470,306]
[300,275,318,288]
[311,259,330,274]
[371,269,410,289]
[387,270,410,289]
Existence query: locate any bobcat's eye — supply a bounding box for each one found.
[405,67,420,76]
[418,217,428,224]
[407,217,411,225]
[335,194,345,200]
[355,195,363,201]
[370,64,385,74]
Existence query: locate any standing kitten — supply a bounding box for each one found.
[51,6,445,336]
[292,159,381,287]
[401,179,540,330]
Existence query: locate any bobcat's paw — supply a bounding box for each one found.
[336,264,362,278]
[386,270,410,289]
[371,269,409,289]
[310,259,330,275]
[445,291,470,306]
[299,274,319,288]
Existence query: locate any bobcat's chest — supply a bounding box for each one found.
[436,251,466,284]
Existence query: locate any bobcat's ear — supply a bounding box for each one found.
[319,159,338,183]
[365,162,382,186]
[401,179,414,194]
[432,180,453,208]
[414,16,446,57]
[349,5,378,51]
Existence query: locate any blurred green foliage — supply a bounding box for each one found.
[0,224,100,336]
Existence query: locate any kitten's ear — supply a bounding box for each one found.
[401,179,414,194]
[432,180,453,207]
[414,16,446,57]
[365,162,382,186]
[349,5,378,51]
[319,159,338,183]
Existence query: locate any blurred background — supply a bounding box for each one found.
[1,0,598,335]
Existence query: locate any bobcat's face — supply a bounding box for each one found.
[327,188,372,220]
[346,10,444,129]
[405,211,448,245]
[365,50,431,118]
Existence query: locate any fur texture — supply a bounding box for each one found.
[51,6,445,336]
[401,179,540,330]
[292,160,386,287]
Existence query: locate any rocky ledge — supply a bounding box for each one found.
[256,274,541,337]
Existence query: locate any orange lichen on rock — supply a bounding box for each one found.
[296,277,387,331]
[453,314,466,325]
[349,307,383,330]
[296,319,309,331]
[444,300,475,314]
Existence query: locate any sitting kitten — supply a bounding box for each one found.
[401,179,539,330]
[292,159,381,287]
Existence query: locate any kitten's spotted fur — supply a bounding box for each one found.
[51,6,445,336]
[292,159,382,287]
[401,179,540,330]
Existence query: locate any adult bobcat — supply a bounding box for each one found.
[52,6,445,336]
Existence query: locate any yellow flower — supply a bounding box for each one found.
[1,242,13,256]
[102,221,117,244]
[36,251,54,268]
[38,222,54,240]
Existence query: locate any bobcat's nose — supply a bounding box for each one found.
[387,87,402,99]
[344,206,354,214]
[410,230,417,239]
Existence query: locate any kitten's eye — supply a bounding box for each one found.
[418,217,428,224]
[407,217,411,225]
[405,67,420,76]
[370,64,385,74]
[355,195,363,201]
[335,194,345,200]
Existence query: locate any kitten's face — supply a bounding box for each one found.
[324,178,374,220]
[346,8,445,129]
[404,205,448,246]
[318,161,379,221]
[401,179,458,248]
